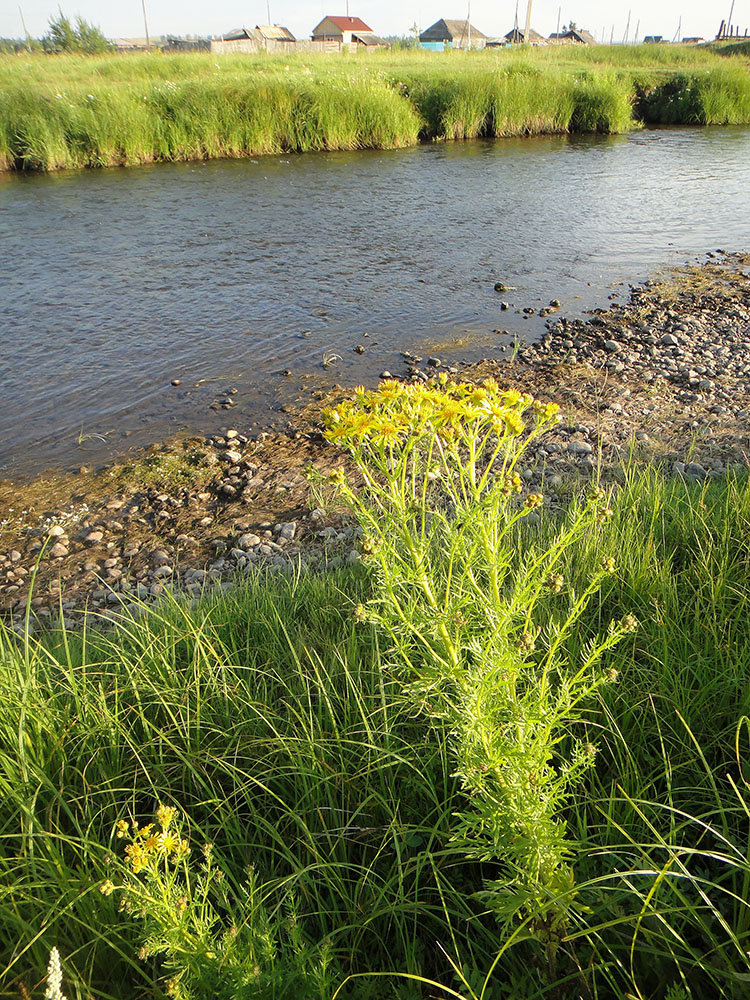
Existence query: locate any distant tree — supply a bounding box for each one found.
[563,20,578,32]
[42,9,112,53]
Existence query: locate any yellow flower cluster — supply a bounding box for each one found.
[323,379,559,449]
[119,805,190,875]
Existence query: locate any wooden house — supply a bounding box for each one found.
[222,26,264,42]
[548,27,596,44]
[255,24,296,42]
[502,26,547,45]
[311,16,386,48]
[419,18,487,50]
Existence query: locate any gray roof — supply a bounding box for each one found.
[550,27,596,44]
[352,31,387,45]
[504,26,546,43]
[420,18,487,43]
[222,27,263,41]
[255,24,296,41]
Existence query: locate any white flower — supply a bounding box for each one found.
[44,947,67,1000]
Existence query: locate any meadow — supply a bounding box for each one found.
[1,379,749,1000]
[0,43,749,170]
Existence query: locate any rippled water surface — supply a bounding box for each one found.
[2,126,749,478]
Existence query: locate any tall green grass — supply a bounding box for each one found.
[0,46,748,170]
[1,470,749,998]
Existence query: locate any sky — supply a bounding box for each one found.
[3,0,747,45]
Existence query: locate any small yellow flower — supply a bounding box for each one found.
[504,411,526,436]
[157,830,181,855]
[115,819,129,839]
[157,805,177,830]
[100,880,115,896]
[525,492,544,510]
[125,844,145,874]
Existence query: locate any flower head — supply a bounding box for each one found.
[44,947,67,1000]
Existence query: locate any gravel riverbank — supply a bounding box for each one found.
[1,252,748,631]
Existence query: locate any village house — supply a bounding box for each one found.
[222,26,264,42]
[214,25,297,53]
[548,27,596,44]
[310,16,387,48]
[500,25,547,45]
[256,24,296,42]
[221,25,295,42]
[419,18,487,50]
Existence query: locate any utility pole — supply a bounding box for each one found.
[609,24,614,44]
[523,0,533,43]
[634,18,640,43]
[18,5,31,51]
[623,9,631,44]
[673,15,681,42]
[267,0,271,24]
[556,5,561,38]
[141,0,150,47]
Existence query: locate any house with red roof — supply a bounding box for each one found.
[311,15,387,48]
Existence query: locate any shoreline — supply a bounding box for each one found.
[1,251,748,628]
[2,48,750,173]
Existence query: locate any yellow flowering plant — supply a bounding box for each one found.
[323,377,635,979]
[100,806,297,1000]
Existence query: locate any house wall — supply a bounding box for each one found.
[420,40,446,50]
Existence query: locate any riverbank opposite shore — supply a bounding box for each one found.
[2,45,750,171]
[0,251,748,628]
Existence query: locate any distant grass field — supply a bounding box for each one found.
[1,469,749,999]
[0,44,748,170]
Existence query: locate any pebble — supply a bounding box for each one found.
[685,462,707,479]
[567,440,594,455]
[49,543,69,559]
[83,531,104,545]
[237,533,261,549]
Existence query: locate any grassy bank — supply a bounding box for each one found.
[0,46,749,170]
[1,467,749,999]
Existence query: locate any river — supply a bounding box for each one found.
[2,125,749,479]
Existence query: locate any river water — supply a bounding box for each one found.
[2,125,749,479]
